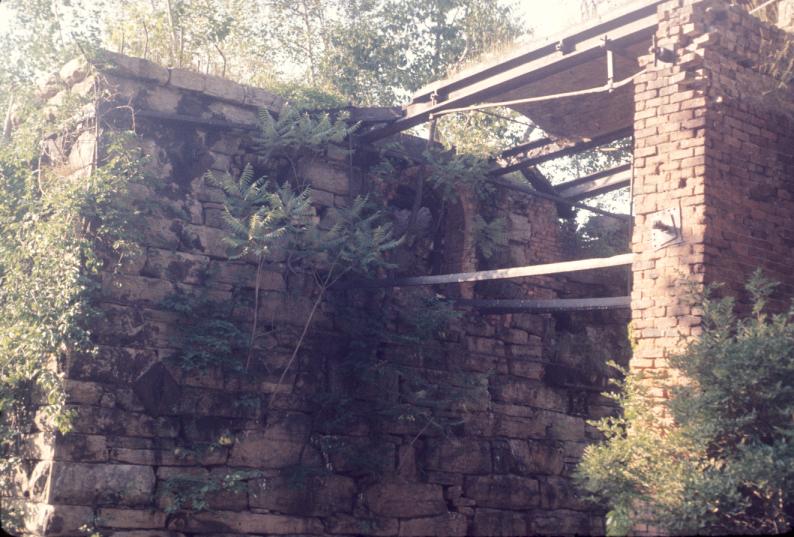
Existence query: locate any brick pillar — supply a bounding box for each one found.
[630,0,710,386]
[631,0,794,382]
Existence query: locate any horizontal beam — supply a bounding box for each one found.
[557,164,632,200]
[492,126,633,176]
[362,253,633,288]
[456,296,630,313]
[361,4,659,142]
[487,176,631,220]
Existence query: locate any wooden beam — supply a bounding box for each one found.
[491,126,633,177]
[361,253,633,288]
[519,167,576,218]
[456,296,630,313]
[557,164,632,200]
[361,2,660,142]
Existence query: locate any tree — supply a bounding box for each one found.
[576,271,794,535]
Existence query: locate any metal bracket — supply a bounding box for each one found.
[556,38,574,54]
[651,207,683,250]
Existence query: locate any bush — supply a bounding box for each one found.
[576,271,794,535]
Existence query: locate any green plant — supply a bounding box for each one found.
[472,214,508,260]
[576,271,794,535]
[160,290,246,371]
[159,469,262,514]
[0,92,149,483]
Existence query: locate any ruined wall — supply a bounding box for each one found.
[1,53,629,536]
[631,0,794,387]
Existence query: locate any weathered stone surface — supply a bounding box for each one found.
[66,345,157,385]
[490,376,568,412]
[96,508,167,529]
[364,482,446,518]
[68,406,179,438]
[324,514,398,536]
[249,474,356,516]
[471,508,528,537]
[300,160,350,195]
[102,273,175,305]
[492,439,565,476]
[93,50,170,84]
[464,475,540,509]
[425,438,491,474]
[48,462,155,506]
[141,248,210,284]
[228,414,312,468]
[530,508,590,535]
[133,362,181,417]
[540,476,589,510]
[11,500,94,536]
[398,513,468,536]
[176,510,324,534]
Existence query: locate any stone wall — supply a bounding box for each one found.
[631,0,794,386]
[2,52,629,536]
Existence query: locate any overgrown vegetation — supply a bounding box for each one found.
[577,271,794,535]
[0,93,149,478]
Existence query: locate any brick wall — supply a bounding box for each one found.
[2,53,629,536]
[631,0,794,382]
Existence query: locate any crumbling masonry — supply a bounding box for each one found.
[2,1,793,536]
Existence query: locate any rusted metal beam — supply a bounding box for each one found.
[486,176,630,220]
[360,1,661,142]
[456,296,630,313]
[556,164,632,200]
[492,126,633,176]
[361,253,633,288]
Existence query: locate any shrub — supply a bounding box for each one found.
[577,271,794,535]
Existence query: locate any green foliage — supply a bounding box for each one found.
[254,107,353,165]
[0,97,148,476]
[160,290,246,372]
[423,148,493,202]
[562,215,630,259]
[577,271,794,535]
[159,469,263,514]
[472,215,508,260]
[315,289,483,468]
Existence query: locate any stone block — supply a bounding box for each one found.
[141,248,210,284]
[204,74,246,102]
[143,85,182,113]
[490,376,568,412]
[425,438,491,474]
[68,406,178,438]
[208,101,257,124]
[471,508,529,537]
[55,57,87,87]
[364,482,446,518]
[492,439,564,476]
[47,462,155,506]
[66,345,157,385]
[398,512,467,536]
[168,68,207,93]
[10,501,94,536]
[540,476,589,510]
[530,508,590,535]
[228,428,308,469]
[92,50,169,84]
[133,362,181,417]
[101,273,175,305]
[464,475,540,509]
[175,510,324,534]
[301,160,350,195]
[324,514,398,536]
[96,508,167,529]
[249,474,356,516]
